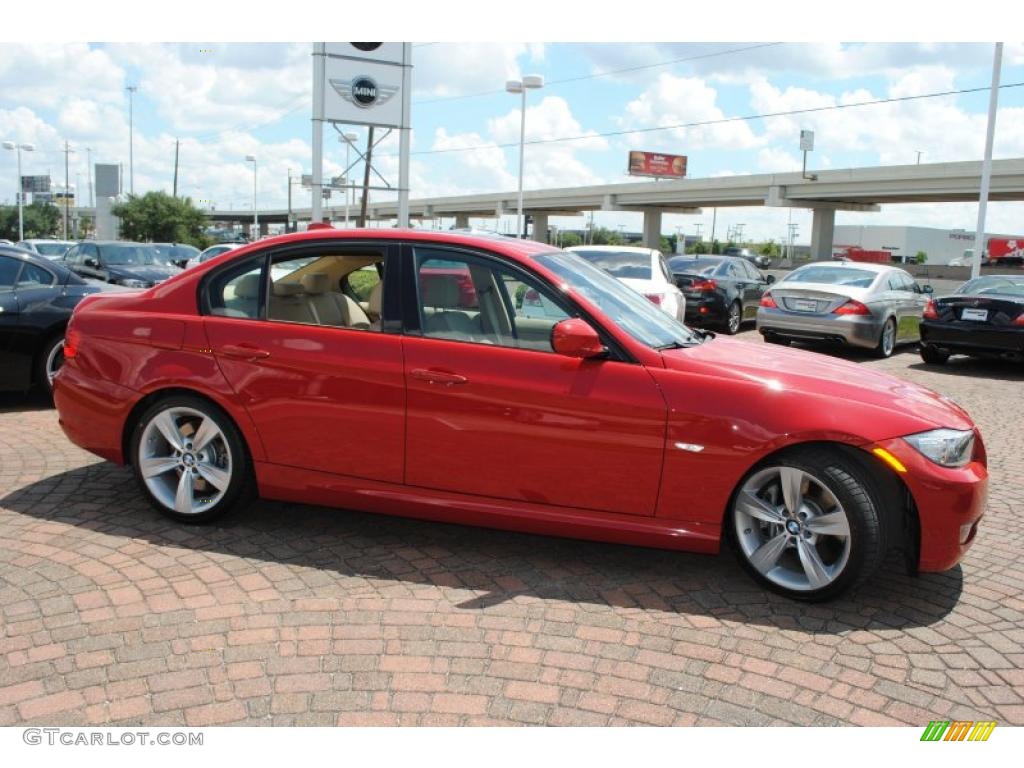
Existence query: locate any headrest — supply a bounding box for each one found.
[272,281,304,297]
[422,277,462,308]
[368,280,384,314]
[234,274,261,299]
[301,273,329,294]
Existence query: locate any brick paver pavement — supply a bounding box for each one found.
[1,332,1022,726]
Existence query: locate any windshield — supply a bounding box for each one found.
[570,249,652,280]
[99,244,159,266]
[783,265,877,288]
[956,276,1024,297]
[34,242,70,256]
[536,252,700,349]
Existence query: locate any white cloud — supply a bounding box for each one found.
[412,43,544,99]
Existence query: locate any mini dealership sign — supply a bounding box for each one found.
[628,151,687,179]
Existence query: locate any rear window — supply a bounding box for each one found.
[570,249,652,280]
[956,276,1024,297]
[783,266,877,288]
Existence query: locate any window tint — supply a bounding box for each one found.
[0,256,20,289]
[207,256,264,319]
[570,249,653,280]
[267,251,385,330]
[783,266,877,288]
[16,262,54,287]
[415,247,569,352]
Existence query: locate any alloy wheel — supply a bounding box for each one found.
[727,303,741,334]
[881,320,895,357]
[44,340,64,387]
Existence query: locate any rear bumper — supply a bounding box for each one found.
[756,308,884,349]
[684,294,728,325]
[921,320,1024,357]
[869,437,987,572]
[53,362,136,464]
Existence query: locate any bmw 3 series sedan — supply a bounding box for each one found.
[54,230,986,601]
[757,262,933,357]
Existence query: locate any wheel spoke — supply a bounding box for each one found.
[749,532,789,574]
[778,467,804,514]
[153,411,185,452]
[796,538,832,588]
[174,468,194,514]
[140,457,180,479]
[736,490,785,524]
[805,511,850,538]
[195,461,230,491]
[191,417,220,453]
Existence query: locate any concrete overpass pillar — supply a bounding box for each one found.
[454,214,470,229]
[643,210,662,250]
[810,208,835,261]
[531,213,549,243]
[259,220,269,237]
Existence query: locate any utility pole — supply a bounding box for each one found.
[972,42,1003,279]
[287,168,293,233]
[86,147,94,207]
[710,208,717,248]
[62,140,74,240]
[358,127,374,228]
[126,85,137,196]
[172,138,179,198]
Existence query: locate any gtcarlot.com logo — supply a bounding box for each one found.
[23,728,203,747]
[920,720,997,742]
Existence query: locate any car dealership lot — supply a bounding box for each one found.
[0,332,1021,727]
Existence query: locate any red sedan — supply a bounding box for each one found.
[53,229,987,601]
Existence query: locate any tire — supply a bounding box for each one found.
[36,334,65,394]
[129,394,256,524]
[727,447,887,601]
[723,301,742,335]
[764,333,790,346]
[873,317,896,358]
[920,344,949,365]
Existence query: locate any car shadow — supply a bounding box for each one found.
[0,390,54,414]
[909,357,1024,382]
[1,463,963,632]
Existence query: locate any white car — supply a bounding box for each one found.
[17,239,76,259]
[185,243,242,269]
[566,245,685,322]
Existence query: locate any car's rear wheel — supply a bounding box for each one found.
[724,301,742,335]
[874,318,896,358]
[729,448,885,601]
[36,335,64,394]
[920,344,949,365]
[130,395,255,524]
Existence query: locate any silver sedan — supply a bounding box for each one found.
[756,262,932,358]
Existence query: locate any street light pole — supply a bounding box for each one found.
[85,147,94,208]
[972,42,1003,279]
[506,75,544,239]
[2,141,34,241]
[245,155,258,239]
[126,86,137,196]
[287,167,293,233]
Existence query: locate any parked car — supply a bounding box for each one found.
[62,241,183,288]
[668,255,774,334]
[0,244,107,392]
[16,239,75,260]
[919,274,1024,364]
[566,246,685,322]
[757,262,932,358]
[185,243,242,270]
[723,246,771,269]
[54,230,986,601]
[151,243,201,270]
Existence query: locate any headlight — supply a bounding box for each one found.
[117,279,149,288]
[903,428,975,468]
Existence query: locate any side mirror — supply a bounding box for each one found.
[922,284,934,294]
[84,257,98,268]
[766,274,776,284]
[551,318,606,359]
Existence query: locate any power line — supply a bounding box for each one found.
[413,42,784,106]
[393,80,1024,158]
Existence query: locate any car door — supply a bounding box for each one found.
[401,243,668,517]
[201,242,406,484]
[739,260,768,318]
[0,256,29,390]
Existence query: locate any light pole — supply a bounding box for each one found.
[340,131,358,227]
[126,85,137,196]
[245,155,258,239]
[505,74,544,238]
[85,147,94,207]
[3,141,35,241]
[915,150,923,165]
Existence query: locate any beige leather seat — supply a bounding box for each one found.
[367,281,383,330]
[422,279,481,338]
[220,273,261,318]
[300,273,371,329]
[269,281,316,324]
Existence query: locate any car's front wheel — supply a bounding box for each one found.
[129,395,255,524]
[729,448,886,601]
[874,317,896,358]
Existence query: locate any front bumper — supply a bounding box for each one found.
[757,307,884,349]
[921,320,1024,358]
[869,436,988,572]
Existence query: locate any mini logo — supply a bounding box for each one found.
[920,720,996,742]
[330,76,399,109]
[351,43,382,52]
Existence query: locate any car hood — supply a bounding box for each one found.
[107,264,182,282]
[660,336,974,434]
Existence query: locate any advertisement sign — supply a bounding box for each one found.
[319,44,411,129]
[21,175,50,194]
[628,151,687,179]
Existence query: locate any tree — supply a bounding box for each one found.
[710,239,722,255]
[112,192,210,248]
[0,201,61,240]
[559,231,582,248]
[589,226,623,246]
[759,240,779,257]
[689,240,709,255]
[914,250,928,264]
[659,236,674,254]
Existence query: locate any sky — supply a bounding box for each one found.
[2,41,1024,242]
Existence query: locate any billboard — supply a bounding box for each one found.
[319,42,411,129]
[21,175,51,194]
[628,151,687,179]
[95,164,120,198]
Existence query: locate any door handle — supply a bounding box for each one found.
[410,368,468,386]
[220,343,270,361]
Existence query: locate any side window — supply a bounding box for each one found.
[725,262,742,278]
[80,243,98,264]
[0,256,20,290]
[414,247,569,352]
[16,262,54,287]
[267,251,386,331]
[206,256,264,319]
[742,260,760,280]
[900,272,917,292]
[63,245,79,265]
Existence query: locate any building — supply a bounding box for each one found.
[832,225,1022,265]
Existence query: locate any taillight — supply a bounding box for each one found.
[923,299,939,320]
[1013,313,1024,327]
[644,293,663,306]
[690,279,717,292]
[833,300,871,316]
[760,293,777,308]
[63,325,81,360]
[523,288,542,307]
